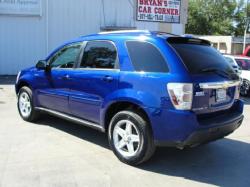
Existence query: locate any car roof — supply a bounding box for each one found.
[234,56,250,60]
[46,30,211,60]
[224,54,250,60]
[66,30,207,44]
[83,30,179,38]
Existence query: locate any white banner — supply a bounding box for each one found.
[137,0,181,23]
[0,0,41,16]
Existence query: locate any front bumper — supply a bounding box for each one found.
[146,100,244,148]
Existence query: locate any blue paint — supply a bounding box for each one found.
[16,31,244,144]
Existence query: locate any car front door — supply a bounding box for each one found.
[69,40,119,124]
[36,42,82,114]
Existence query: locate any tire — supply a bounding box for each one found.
[17,86,40,122]
[108,110,155,165]
[240,79,250,97]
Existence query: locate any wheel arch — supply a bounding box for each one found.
[103,101,152,133]
[16,80,32,95]
[243,78,250,83]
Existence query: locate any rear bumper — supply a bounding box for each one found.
[155,114,243,148]
[146,100,244,147]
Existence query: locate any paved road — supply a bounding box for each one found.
[0,77,250,187]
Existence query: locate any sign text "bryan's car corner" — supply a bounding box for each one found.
[137,0,181,23]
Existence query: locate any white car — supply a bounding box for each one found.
[224,55,250,96]
[223,55,242,75]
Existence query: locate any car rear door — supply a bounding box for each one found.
[69,40,119,124]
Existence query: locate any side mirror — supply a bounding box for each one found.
[36,60,48,70]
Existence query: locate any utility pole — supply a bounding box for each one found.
[243,0,249,53]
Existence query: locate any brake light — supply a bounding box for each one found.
[167,83,193,110]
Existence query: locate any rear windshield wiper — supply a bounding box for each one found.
[200,68,239,80]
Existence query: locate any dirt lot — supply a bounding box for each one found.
[0,76,250,187]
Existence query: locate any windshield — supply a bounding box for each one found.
[235,59,250,71]
[168,37,235,75]
[224,57,237,66]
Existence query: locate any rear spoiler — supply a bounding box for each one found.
[167,37,211,46]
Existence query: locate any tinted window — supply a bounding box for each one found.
[50,43,82,68]
[80,41,118,69]
[168,38,234,74]
[235,59,250,70]
[126,41,169,73]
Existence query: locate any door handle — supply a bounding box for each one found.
[102,75,113,82]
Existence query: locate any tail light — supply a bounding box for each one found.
[167,83,193,110]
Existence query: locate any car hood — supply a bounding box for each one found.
[241,70,250,81]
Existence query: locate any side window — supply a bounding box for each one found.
[50,43,82,68]
[236,59,250,70]
[80,41,118,69]
[126,41,169,73]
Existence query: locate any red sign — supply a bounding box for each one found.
[137,0,181,23]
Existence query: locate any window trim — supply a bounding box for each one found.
[125,40,169,73]
[76,40,120,71]
[48,42,84,69]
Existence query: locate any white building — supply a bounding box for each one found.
[0,0,188,75]
[198,35,250,55]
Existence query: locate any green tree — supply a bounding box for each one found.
[186,0,245,36]
[234,0,247,36]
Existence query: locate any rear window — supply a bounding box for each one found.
[235,58,250,70]
[168,38,234,74]
[126,41,169,73]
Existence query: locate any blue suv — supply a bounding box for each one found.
[16,30,244,165]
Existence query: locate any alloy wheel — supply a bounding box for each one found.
[113,120,140,157]
[240,80,250,96]
[19,92,32,118]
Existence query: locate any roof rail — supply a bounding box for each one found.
[150,31,180,36]
[98,30,150,35]
[97,30,182,37]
